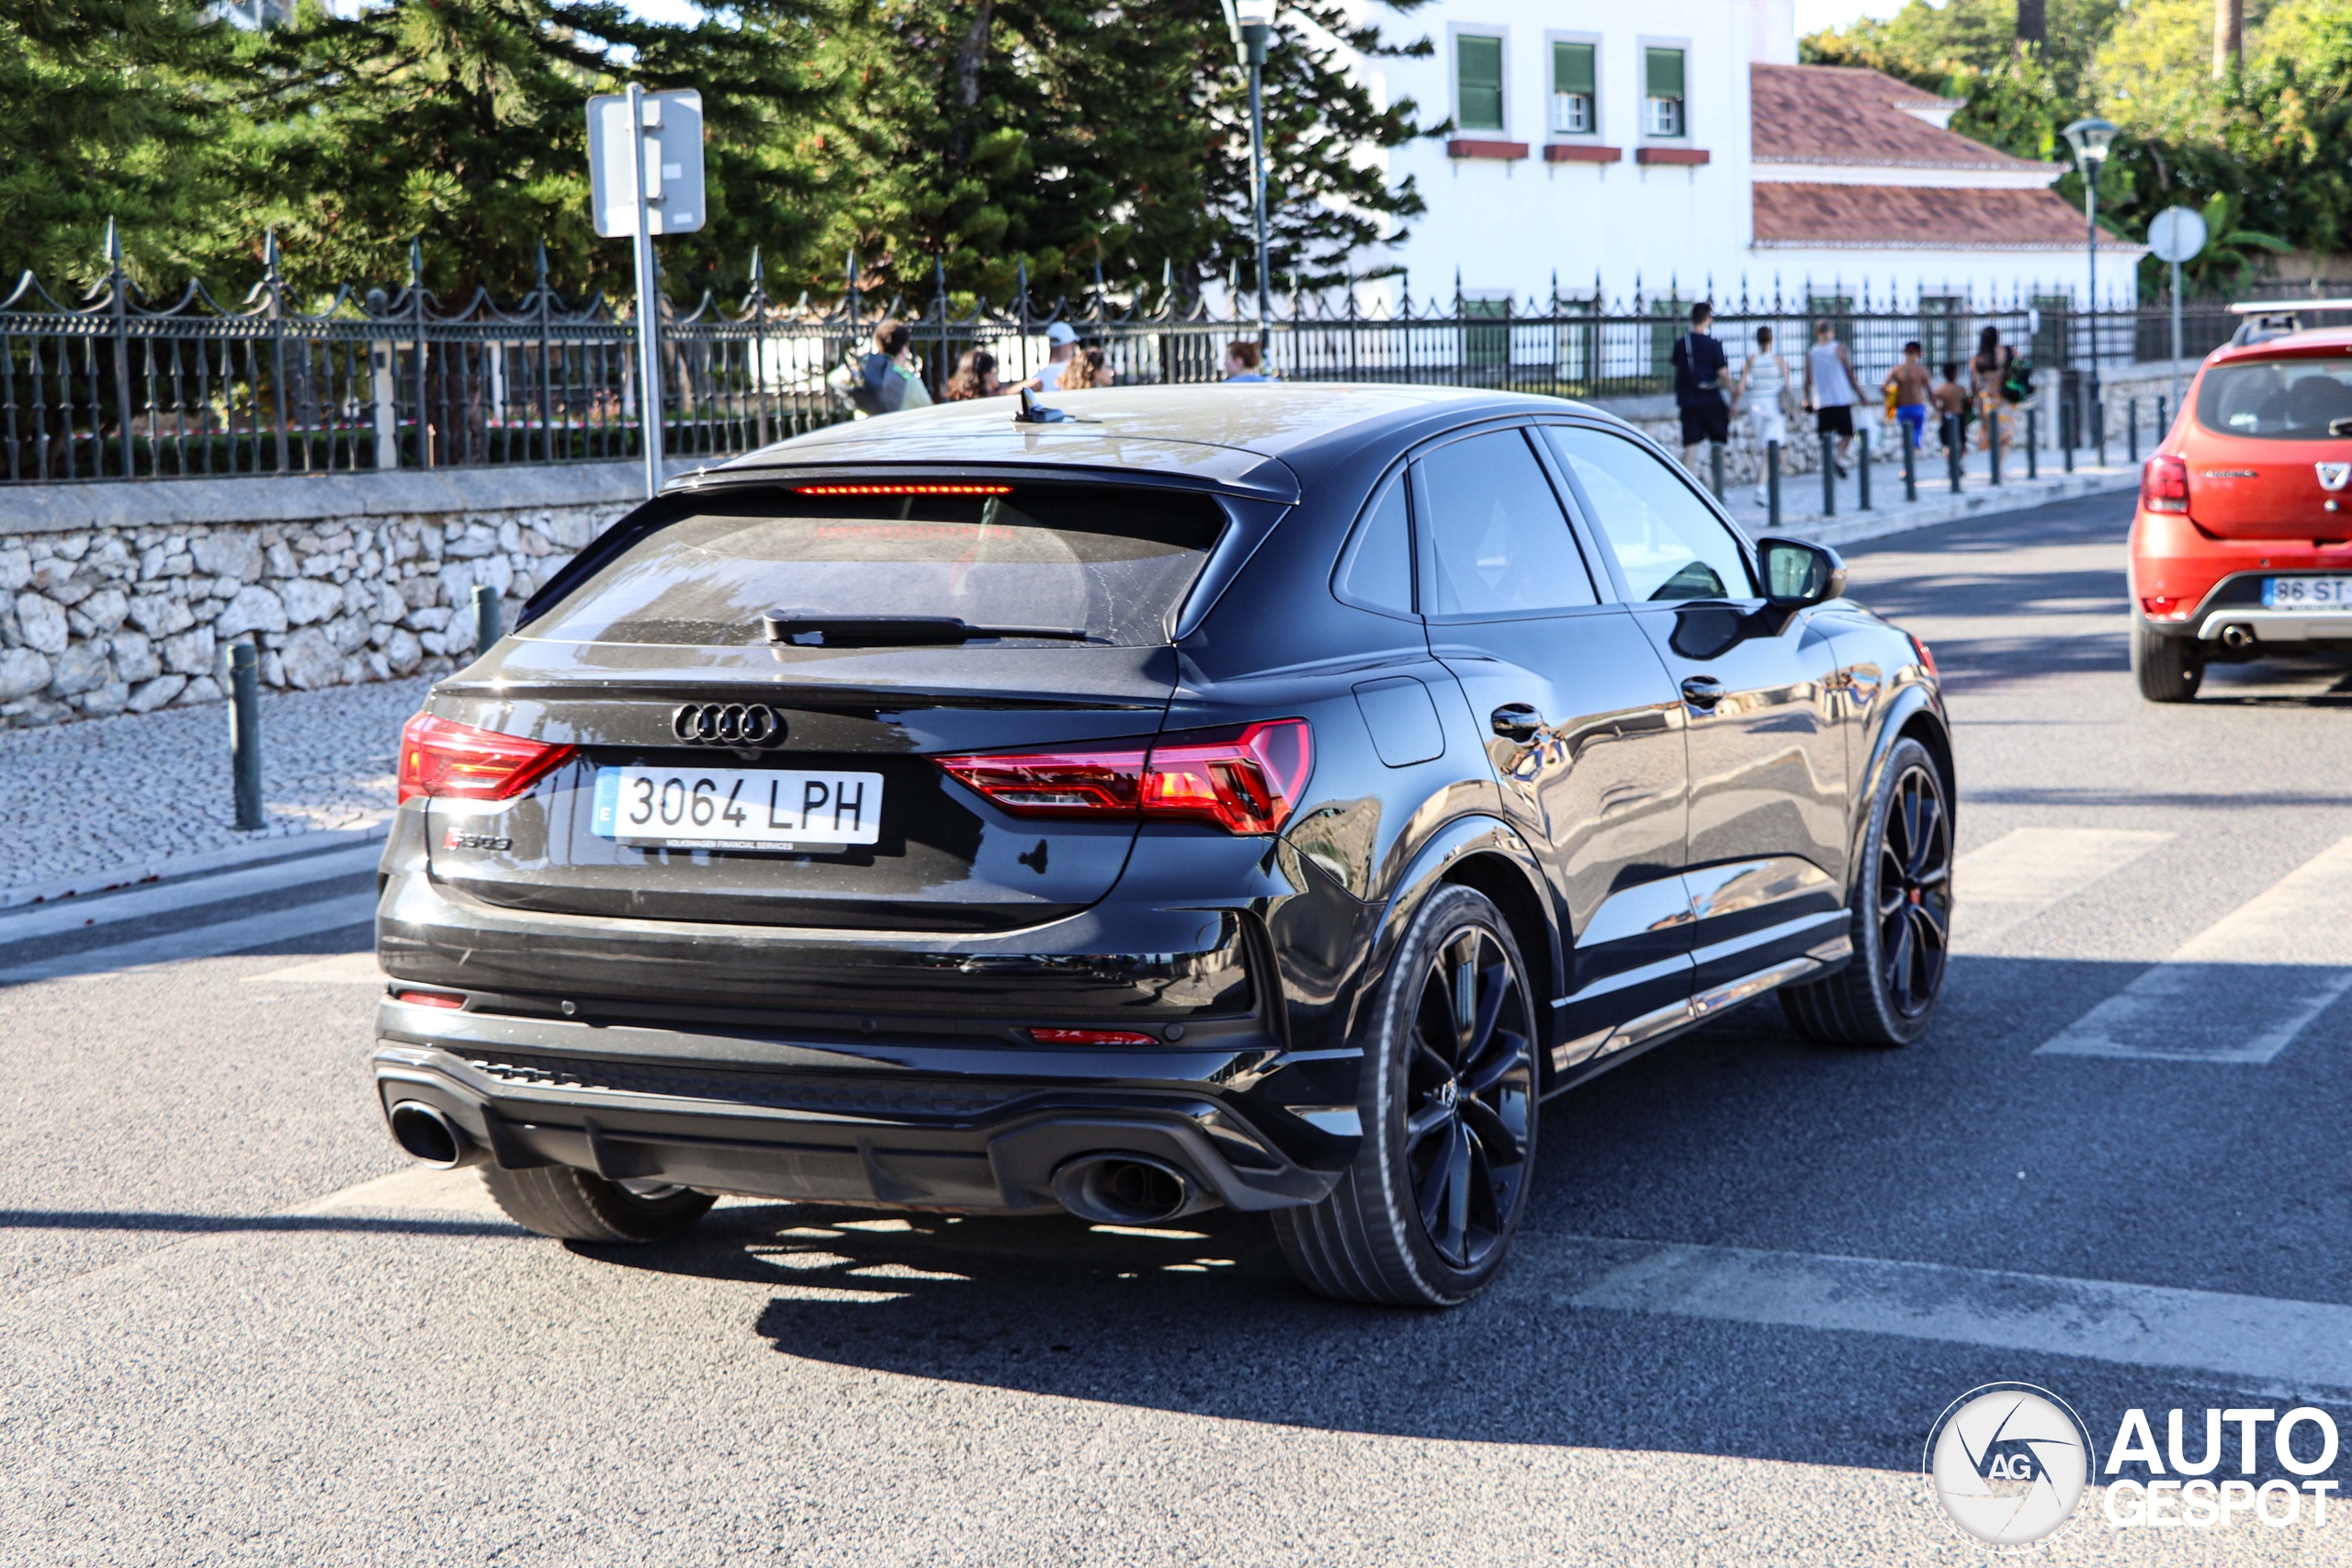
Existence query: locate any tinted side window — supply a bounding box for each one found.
[1333,472,1415,615]
[1418,429,1598,618]
[1544,425,1754,602]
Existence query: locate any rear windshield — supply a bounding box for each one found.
[530,483,1227,648]
[2196,360,2352,441]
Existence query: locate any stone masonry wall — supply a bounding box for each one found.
[0,466,655,729]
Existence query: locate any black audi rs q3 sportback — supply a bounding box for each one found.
[374,385,1953,1306]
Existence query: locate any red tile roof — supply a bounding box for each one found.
[1753,182,2143,251]
[1751,63,2053,171]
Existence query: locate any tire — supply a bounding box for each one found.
[481,1164,716,1243]
[1781,737,1951,1047]
[1272,884,1539,1307]
[2132,617,2201,702]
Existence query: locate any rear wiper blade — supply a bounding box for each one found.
[760,613,1099,645]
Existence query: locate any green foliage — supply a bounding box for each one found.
[0,0,232,292]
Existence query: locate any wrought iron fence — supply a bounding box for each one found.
[0,236,2300,486]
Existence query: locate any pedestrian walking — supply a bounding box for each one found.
[1804,320,1861,479]
[1970,325,2017,451]
[1883,340,1934,453]
[829,319,933,417]
[1671,302,1731,476]
[1731,324,1792,505]
[1933,360,1971,457]
[1032,321,1081,392]
[944,349,1002,400]
[1225,341,1270,382]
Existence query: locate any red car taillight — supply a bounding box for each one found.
[936,718,1313,836]
[2142,454,2190,514]
[397,714,577,805]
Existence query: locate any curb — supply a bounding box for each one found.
[0,816,391,911]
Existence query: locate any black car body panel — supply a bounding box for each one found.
[375,385,1950,1216]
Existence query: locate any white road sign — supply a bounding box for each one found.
[2147,206,2208,265]
[587,88,706,238]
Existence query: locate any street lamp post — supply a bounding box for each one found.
[2062,116,2119,460]
[1233,0,1276,336]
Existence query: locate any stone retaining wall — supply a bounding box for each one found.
[0,465,670,728]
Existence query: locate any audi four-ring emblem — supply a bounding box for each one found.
[672,702,786,747]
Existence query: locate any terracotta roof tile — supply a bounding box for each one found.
[1753,183,2143,250]
[1751,63,2052,171]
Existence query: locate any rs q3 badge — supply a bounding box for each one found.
[2319,462,2351,492]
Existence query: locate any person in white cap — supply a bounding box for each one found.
[1029,321,1080,392]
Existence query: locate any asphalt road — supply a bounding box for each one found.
[9,488,2352,1565]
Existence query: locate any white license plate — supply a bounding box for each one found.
[2262,576,2352,610]
[590,766,883,850]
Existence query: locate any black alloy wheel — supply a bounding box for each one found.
[1781,736,1951,1047]
[1405,928,1535,1269]
[1875,762,1951,1018]
[1273,884,1538,1305]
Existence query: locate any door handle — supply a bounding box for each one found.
[1489,703,1544,741]
[1679,675,1727,710]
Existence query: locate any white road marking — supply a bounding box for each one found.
[1532,1235,2352,1392]
[0,842,381,943]
[0,891,379,986]
[2039,836,2352,1063]
[245,951,385,985]
[1951,827,2173,948]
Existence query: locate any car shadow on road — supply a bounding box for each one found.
[571,952,2352,1472]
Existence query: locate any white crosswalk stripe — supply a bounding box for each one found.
[2039,836,2352,1064]
[1951,826,2174,949]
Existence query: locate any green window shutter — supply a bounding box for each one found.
[1457,36,1504,130]
[1645,47,1684,101]
[1554,41,1594,96]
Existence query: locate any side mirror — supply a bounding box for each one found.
[1756,537,1848,608]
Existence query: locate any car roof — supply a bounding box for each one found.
[2211,326,2352,364]
[702,384,1617,502]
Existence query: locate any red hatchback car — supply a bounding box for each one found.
[2130,312,2352,701]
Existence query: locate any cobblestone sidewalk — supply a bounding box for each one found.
[0,675,428,895]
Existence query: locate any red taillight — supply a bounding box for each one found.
[1908,633,1939,681]
[2143,454,2190,514]
[936,718,1313,836]
[394,988,464,1009]
[1029,1027,1158,1046]
[397,714,577,805]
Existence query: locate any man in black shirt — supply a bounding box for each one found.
[1672,302,1730,476]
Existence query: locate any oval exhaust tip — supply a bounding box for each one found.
[1051,1154,1197,1225]
[388,1100,479,1169]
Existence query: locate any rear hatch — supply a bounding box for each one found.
[422,479,1231,932]
[2184,353,2352,537]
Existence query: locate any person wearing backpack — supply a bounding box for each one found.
[830,319,933,418]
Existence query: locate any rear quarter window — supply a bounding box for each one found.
[530,483,1228,648]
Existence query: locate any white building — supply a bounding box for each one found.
[1346,0,2143,310]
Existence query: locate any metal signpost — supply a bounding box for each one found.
[2147,205,2210,420]
[588,85,707,499]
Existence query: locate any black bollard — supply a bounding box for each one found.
[1903,420,1917,502]
[471,582,502,660]
[1822,432,1837,518]
[1859,427,1871,511]
[228,640,264,832]
[1767,440,1781,532]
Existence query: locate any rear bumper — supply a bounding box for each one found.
[371,1000,1347,1214]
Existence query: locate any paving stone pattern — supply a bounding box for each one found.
[0,502,627,729]
[0,674,430,892]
